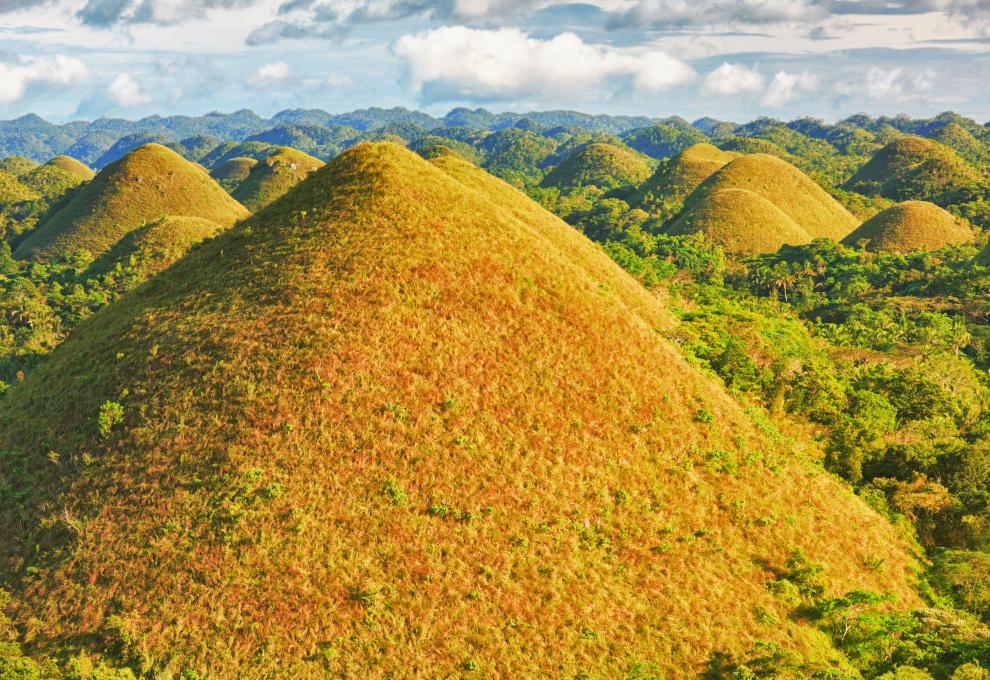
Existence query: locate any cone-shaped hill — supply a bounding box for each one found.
[231,146,323,211]
[0,143,918,677]
[539,143,652,192]
[843,136,982,205]
[630,143,736,212]
[210,156,258,190]
[44,155,96,181]
[13,144,249,261]
[668,153,859,254]
[842,200,975,254]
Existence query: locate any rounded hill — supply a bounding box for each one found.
[669,153,860,252]
[231,146,324,211]
[841,200,975,253]
[0,142,918,677]
[44,155,96,181]
[843,135,982,205]
[666,187,813,255]
[630,143,735,212]
[13,144,249,261]
[539,142,651,192]
[210,156,258,188]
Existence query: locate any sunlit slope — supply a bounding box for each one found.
[14,144,248,261]
[842,200,974,253]
[630,143,735,211]
[0,142,918,678]
[45,155,96,181]
[231,146,323,211]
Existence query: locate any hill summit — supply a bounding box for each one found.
[231,146,323,211]
[630,143,735,212]
[13,144,249,261]
[539,142,651,192]
[0,143,917,677]
[44,155,95,181]
[667,153,859,254]
[842,200,974,254]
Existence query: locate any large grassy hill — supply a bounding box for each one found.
[0,142,919,677]
[13,143,249,261]
[231,146,323,211]
[630,142,736,213]
[843,135,983,205]
[539,142,651,192]
[668,153,860,253]
[842,200,975,254]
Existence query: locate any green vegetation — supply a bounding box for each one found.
[14,144,249,261]
[843,201,976,254]
[539,142,651,193]
[209,156,258,192]
[231,146,323,211]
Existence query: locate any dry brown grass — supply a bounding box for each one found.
[0,143,919,678]
[45,155,96,181]
[842,200,975,254]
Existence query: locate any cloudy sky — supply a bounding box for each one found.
[0,0,989,123]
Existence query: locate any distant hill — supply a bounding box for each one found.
[668,153,860,253]
[45,155,95,181]
[539,143,651,192]
[620,123,709,159]
[14,143,249,261]
[843,136,983,205]
[210,156,258,191]
[841,200,975,254]
[231,146,324,211]
[630,143,736,212]
[0,155,38,176]
[0,142,917,677]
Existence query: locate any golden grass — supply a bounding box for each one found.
[631,143,736,211]
[84,215,224,279]
[45,155,96,181]
[0,142,919,678]
[231,146,324,211]
[13,144,249,261]
[540,143,652,192]
[842,200,975,254]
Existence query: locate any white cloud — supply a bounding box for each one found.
[834,66,938,102]
[108,73,151,107]
[702,62,764,96]
[392,26,695,102]
[248,60,294,89]
[761,70,818,107]
[0,54,88,104]
[609,0,828,29]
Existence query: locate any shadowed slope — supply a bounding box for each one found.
[0,143,918,678]
[539,143,651,192]
[630,143,735,212]
[14,144,249,261]
[44,155,96,181]
[842,200,975,253]
[210,156,258,190]
[672,153,859,248]
[231,146,323,211]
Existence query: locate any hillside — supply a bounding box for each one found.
[13,144,249,261]
[0,169,40,205]
[630,143,735,212]
[539,142,651,192]
[668,153,860,252]
[843,135,983,205]
[842,200,975,253]
[0,156,38,176]
[210,156,258,191]
[231,146,323,211]
[0,142,919,677]
[44,155,96,181]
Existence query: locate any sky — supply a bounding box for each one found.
[0,0,989,124]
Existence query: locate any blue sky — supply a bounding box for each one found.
[0,0,989,123]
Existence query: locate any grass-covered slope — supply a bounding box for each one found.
[539,142,651,192]
[631,143,736,212]
[0,156,38,177]
[231,146,324,211]
[667,187,813,255]
[0,169,40,205]
[44,155,96,181]
[209,156,258,191]
[843,135,983,205]
[674,153,859,247]
[842,200,975,253]
[0,143,919,678]
[13,144,249,261]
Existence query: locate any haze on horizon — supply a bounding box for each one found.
[0,0,989,124]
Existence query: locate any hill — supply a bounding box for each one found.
[0,142,918,677]
[630,143,735,212]
[669,153,860,252]
[0,169,40,205]
[14,144,249,261]
[210,156,258,191]
[841,200,975,253]
[231,146,323,211]
[843,136,983,205]
[666,187,813,255]
[620,123,709,159]
[44,155,96,181]
[539,142,651,192]
[0,155,38,176]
